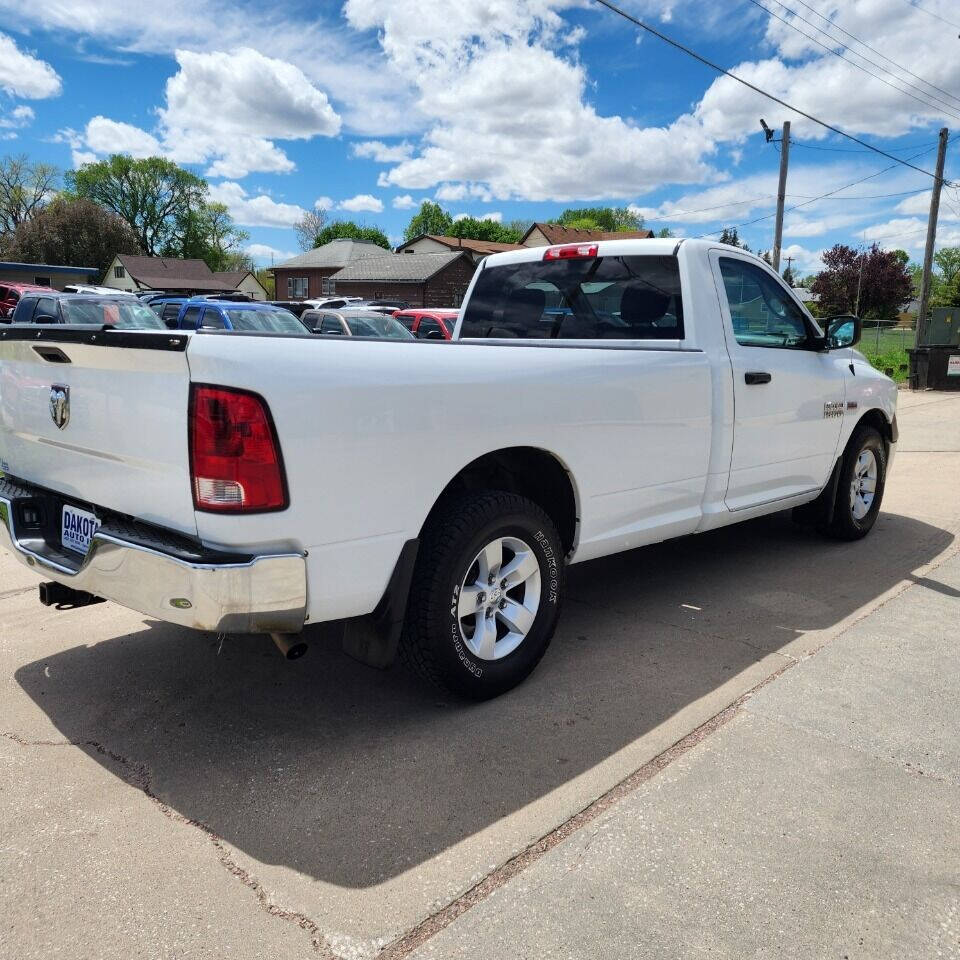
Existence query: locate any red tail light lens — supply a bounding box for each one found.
[189,385,287,513]
[543,243,599,261]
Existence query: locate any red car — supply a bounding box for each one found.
[393,308,460,340]
[0,283,49,320]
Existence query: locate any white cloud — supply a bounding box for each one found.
[314,196,334,211]
[207,181,306,227]
[0,105,35,131]
[84,116,162,157]
[346,1,715,201]
[780,243,825,276]
[392,194,417,210]
[246,242,298,264]
[0,32,61,99]
[352,140,414,162]
[339,193,384,213]
[64,47,341,179]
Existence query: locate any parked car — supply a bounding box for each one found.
[266,300,312,318]
[150,297,189,327]
[0,239,897,701]
[301,308,414,339]
[187,292,253,302]
[366,298,410,311]
[302,296,363,310]
[394,308,460,340]
[8,291,165,329]
[0,282,49,320]
[62,284,136,297]
[174,300,307,333]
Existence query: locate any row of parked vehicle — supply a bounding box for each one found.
[0,287,463,341]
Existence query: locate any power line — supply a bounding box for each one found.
[780,0,960,110]
[894,0,960,31]
[697,145,938,237]
[788,138,939,154]
[743,0,960,122]
[589,0,952,182]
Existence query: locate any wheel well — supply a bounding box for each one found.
[427,447,578,554]
[855,408,894,446]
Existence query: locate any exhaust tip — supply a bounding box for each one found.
[271,632,308,660]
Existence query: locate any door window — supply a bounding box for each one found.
[318,315,344,334]
[200,308,227,329]
[34,297,59,323]
[718,258,811,349]
[181,306,203,330]
[417,318,442,339]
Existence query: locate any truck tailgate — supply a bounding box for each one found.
[0,329,197,537]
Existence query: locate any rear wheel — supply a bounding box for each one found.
[400,490,564,700]
[824,425,886,540]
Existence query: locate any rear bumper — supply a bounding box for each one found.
[0,477,306,633]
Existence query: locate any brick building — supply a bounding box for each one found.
[329,252,475,308]
[395,234,523,263]
[520,223,654,246]
[270,239,388,300]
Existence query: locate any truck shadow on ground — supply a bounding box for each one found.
[14,510,953,889]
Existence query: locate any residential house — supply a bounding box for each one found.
[212,270,268,301]
[396,234,523,264]
[519,223,654,246]
[102,254,237,296]
[0,260,99,291]
[270,239,388,300]
[328,252,475,307]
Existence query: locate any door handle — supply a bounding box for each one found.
[745,371,772,385]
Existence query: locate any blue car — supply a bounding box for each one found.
[174,300,308,333]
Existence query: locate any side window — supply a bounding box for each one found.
[460,255,684,340]
[162,303,181,323]
[395,313,415,330]
[718,258,810,349]
[12,297,37,323]
[417,318,441,339]
[319,315,343,335]
[200,308,226,329]
[34,297,59,323]
[181,306,203,330]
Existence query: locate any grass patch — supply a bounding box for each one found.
[858,327,913,383]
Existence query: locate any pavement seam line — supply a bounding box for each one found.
[0,731,338,959]
[376,537,960,960]
[374,658,795,960]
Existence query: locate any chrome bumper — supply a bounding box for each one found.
[0,478,306,633]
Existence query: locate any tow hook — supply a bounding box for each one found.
[38,582,105,609]
[270,632,309,660]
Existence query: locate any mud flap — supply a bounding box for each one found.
[792,456,842,527]
[341,539,419,669]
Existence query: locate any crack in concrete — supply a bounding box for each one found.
[1,731,337,959]
[0,585,40,602]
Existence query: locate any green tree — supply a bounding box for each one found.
[0,195,140,277]
[0,154,59,237]
[934,247,960,286]
[314,219,390,249]
[450,216,523,244]
[719,227,746,248]
[66,155,207,256]
[656,227,674,238]
[403,200,454,240]
[255,268,275,298]
[782,264,796,286]
[166,201,249,271]
[551,206,643,232]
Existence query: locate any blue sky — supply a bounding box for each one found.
[1,0,959,274]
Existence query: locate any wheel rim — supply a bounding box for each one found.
[849,447,878,521]
[456,535,541,661]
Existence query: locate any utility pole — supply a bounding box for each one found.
[784,254,795,281]
[772,120,790,272]
[915,127,949,350]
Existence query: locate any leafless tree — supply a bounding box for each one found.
[0,155,59,237]
[293,207,328,251]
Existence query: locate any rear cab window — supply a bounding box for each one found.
[460,254,684,341]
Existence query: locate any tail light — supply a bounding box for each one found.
[189,385,287,513]
[543,243,599,261]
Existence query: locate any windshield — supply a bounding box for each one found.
[225,308,305,333]
[62,299,166,330]
[345,313,415,339]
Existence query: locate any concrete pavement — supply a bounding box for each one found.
[2,391,959,959]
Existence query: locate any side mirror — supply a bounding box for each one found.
[825,314,861,349]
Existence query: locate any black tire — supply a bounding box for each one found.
[824,425,887,540]
[400,489,564,700]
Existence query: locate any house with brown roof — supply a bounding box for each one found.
[270,238,389,300]
[102,254,241,296]
[519,223,654,246]
[328,251,475,307]
[395,234,523,263]
[212,270,268,301]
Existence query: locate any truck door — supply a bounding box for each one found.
[710,250,846,511]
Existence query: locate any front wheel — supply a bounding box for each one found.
[824,425,887,540]
[400,490,564,700]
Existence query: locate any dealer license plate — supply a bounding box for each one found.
[61,505,100,555]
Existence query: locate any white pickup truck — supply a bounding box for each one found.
[0,239,897,698]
